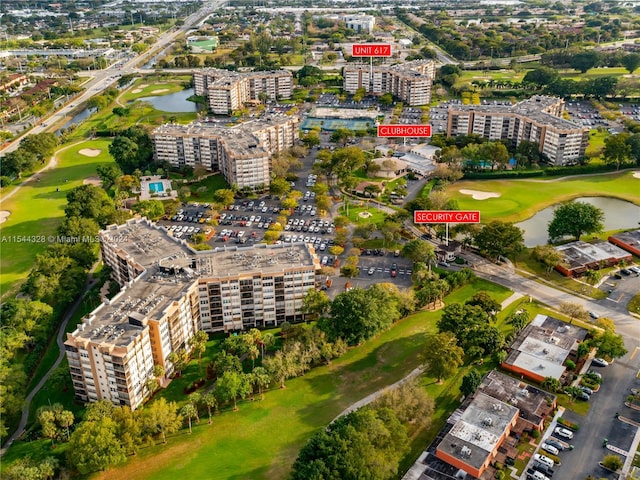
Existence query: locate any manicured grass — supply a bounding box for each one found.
[0,139,115,300]
[120,78,191,103]
[586,129,609,157]
[86,279,510,480]
[556,393,590,416]
[559,66,635,81]
[515,251,608,300]
[455,68,528,88]
[185,175,229,203]
[446,170,640,223]
[629,292,640,316]
[340,204,389,225]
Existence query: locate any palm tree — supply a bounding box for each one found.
[189,392,201,424]
[181,403,197,434]
[248,345,260,370]
[202,393,217,424]
[57,410,74,441]
[251,367,271,400]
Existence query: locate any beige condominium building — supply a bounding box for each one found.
[65,218,320,409]
[193,69,293,114]
[151,115,300,190]
[343,60,436,106]
[446,95,589,165]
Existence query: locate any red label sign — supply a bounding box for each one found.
[414,210,481,224]
[378,125,432,137]
[352,44,392,57]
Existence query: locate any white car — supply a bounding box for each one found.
[540,443,559,456]
[553,427,574,440]
[591,357,609,367]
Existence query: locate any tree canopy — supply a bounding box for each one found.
[473,220,524,260]
[547,201,604,242]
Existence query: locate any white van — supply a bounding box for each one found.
[533,453,554,468]
[540,443,559,456]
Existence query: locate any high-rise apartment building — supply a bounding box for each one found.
[343,60,436,106]
[446,95,589,165]
[193,69,293,114]
[151,115,300,189]
[65,218,320,409]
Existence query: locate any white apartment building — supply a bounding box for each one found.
[343,60,435,106]
[344,14,375,33]
[151,115,300,190]
[66,218,320,408]
[193,69,293,114]
[446,95,589,166]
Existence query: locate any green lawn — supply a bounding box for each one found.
[73,279,510,480]
[0,139,115,300]
[446,170,640,223]
[185,175,230,203]
[340,204,389,226]
[585,129,609,157]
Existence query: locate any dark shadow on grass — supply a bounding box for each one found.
[292,332,427,428]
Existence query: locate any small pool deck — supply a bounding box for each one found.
[139,176,177,201]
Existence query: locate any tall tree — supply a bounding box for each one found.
[532,244,565,276]
[181,403,197,434]
[603,133,631,170]
[423,332,464,382]
[202,392,217,424]
[548,201,604,242]
[621,53,640,74]
[473,221,524,261]
[140,398,181,444]
[66,417,126,474]
[215,371,251,410]
[507,309,530,333]
[558,301,589,324]
[188,330,208,365]
[460,369,482,398]
[64,184,116,227]
[250,366,272,400]
[213,189,236,208]
[401,239,436,265]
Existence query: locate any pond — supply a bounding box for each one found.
[516,197,640,247]
[56,108,92,134]
[136,87,199,113]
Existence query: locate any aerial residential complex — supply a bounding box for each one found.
[343,60,436,106]
[193,69,293,114]
[64,218,320,409]
[446,95,589,166]
[151,115,300,189]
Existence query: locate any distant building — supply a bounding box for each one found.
[193,69,293,114]
[446,95,588,166]
[554,240,632,277]
[151,115,299,190]
[608,229,640,257]
[344,14,376,33]
[502,314,588,383]
[65,218,320,409]
[343,60,436,106]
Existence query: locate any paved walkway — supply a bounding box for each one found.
[331,366,425,423]
[0,264,99,455]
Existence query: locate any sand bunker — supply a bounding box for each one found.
[78,148,101,157]
[83,176,102,186]
[459,189,501,200]
[151,89,169,94]
[0,211,9,224]
[633,171,640,179]
[131,88,143,94]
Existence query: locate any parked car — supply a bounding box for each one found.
[554,427,574,440]
[620,268,631,276]
[592,357,609,367]
[544,439,566,451]
[390,263,398,278]
[367,267,375,275]
[540,443,559,456]
[588,311,599,319]
[534,453,555,468]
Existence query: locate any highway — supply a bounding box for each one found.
[0,1,226,156]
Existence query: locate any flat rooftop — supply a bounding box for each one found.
[437,392,518,471]
[72,219,318,348]
[504,314,588,380]
[609,229,640,250]
[449,95,585,132]
[555,240,631,269]
[479,371,555,426]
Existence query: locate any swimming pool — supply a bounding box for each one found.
[149,181,165,193]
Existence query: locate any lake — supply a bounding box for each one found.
[137,88,199,113]
[516,197,640,247]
